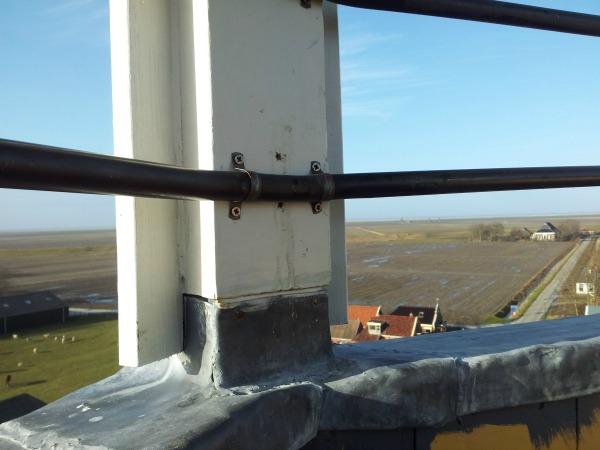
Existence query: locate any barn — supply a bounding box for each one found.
[0,292,68,334]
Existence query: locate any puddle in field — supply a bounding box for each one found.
[363,256,392,267]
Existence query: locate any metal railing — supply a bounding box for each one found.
[330,0,600,37]
[2,138,600,203]
[1,1,599,203]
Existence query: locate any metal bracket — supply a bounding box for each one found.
[229,153,245,220]
[310,161,322,214]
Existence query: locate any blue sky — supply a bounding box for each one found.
[0,0,599,231]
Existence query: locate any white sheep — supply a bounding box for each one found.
[12,334,18,339]
[32,347,37,354]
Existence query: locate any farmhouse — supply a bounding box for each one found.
[531,222,560,241]
[392,302,444,333]
[0,291,68,334]
[354,315,420,341]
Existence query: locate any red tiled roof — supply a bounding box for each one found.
[373,315,418,337]
[348,305,381,327]
[353,315,418,341]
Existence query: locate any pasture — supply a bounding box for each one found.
[0,316,118,403]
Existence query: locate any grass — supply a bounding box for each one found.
[0,316,119,403]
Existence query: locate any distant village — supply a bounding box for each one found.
[330,302,446,344]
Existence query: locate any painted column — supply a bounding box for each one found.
[110,0,346,367]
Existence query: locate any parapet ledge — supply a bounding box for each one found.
[2,315,600,449]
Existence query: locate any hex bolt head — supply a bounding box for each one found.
[232,153,245,166]
[311,202,322,214]
[230,206,242,219]
[311,161,322,174]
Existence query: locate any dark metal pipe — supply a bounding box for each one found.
[331,167,600,199]
[2,139,600,202]
[329,0,600,37]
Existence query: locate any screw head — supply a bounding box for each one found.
[230,206,242,219]
[232,153,244,166]
[311,202,322,214]
[311,161,322,173]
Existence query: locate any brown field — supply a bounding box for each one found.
[1,215,599,324]
[0,230,116,307]
[345,218,595,324]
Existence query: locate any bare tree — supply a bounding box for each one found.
[557,220,580,241]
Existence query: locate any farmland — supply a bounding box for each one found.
[0,230,116,308]
[345,218,596,324]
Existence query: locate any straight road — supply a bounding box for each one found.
[515,239,591,323]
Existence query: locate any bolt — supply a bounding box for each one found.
[232,153,244,166]
[230,206,241,219]
[311,161,322,173]
[311,202,322,214]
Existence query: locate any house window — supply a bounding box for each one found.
[367,322,382,335]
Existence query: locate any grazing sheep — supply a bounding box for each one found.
[17,362,23,368]
[32,347,37,354]
[71,336,76,343]
[5,375,11,386]
[54,336,58,341]
[43,334,50,339]
[12,334,18,339]
[61,336,66,344]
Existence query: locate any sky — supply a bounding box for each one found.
[0,0,599,231]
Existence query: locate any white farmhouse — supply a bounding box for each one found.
[531,222,560,241]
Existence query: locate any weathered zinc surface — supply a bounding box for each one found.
[3,314,600,449]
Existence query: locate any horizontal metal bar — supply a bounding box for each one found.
[330,0,600,37]
[2,139,600,202]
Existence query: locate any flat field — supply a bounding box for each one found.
[346,218,584,324]
[0,230,116,307]
[0,316,118,403]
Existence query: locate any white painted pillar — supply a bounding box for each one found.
[110,0,346,367]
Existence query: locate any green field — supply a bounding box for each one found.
[0,316,118,403]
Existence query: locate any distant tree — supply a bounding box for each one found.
[488,223,505,241]
[470,223,505,242]
[508,227,524,241]
[557,220,581,241]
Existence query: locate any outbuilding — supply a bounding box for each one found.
[0,292,68,334]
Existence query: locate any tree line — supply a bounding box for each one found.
[470,220,581,242]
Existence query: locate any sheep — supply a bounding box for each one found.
[12,334,18,339]
[32,347,37,354]
[43,334,50,339]
[61,336,66,344]
[17,362,23,368]
[71,336,76,343]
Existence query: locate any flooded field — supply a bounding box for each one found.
[348,238,572,325]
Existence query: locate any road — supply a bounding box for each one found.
[515,239,591,323]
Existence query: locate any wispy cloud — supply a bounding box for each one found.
[339,30,436,119]
[341,32,403,57]
[43,0,98,16]
[38,0,109,47]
